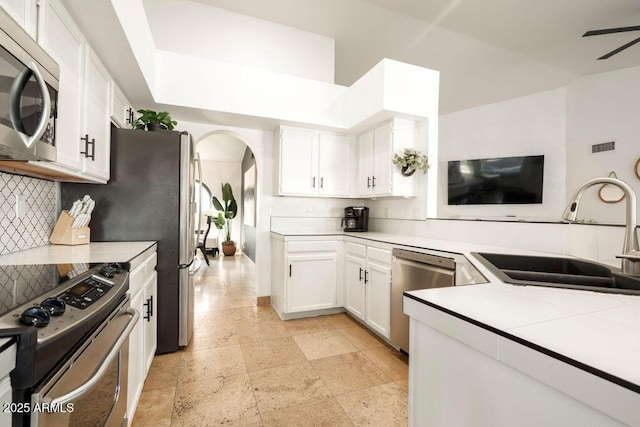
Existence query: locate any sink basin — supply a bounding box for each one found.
[473,252,640,295]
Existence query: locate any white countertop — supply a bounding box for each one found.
[406,283,640,389]
[0,241,157,265]
[273,228,640,391]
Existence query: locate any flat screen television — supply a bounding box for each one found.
[447,155,544,205]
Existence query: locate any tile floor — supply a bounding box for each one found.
[132,253,409,426]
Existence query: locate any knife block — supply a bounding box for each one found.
[50,210,90,245]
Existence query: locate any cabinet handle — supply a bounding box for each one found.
[125,108,132,124]
[312,177,316,188]
[359,267,363,282]
[367,177,371,188]
[143,295,154,322]
[364,270,369,284]
[372,176,376,188]
[320,177,324,188]
[80,135,95,161]
[289,264,292,277]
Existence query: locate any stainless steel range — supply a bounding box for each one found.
[0,262,136,426]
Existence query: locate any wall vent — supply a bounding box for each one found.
[592,141,615,153]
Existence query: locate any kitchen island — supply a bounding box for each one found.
[404,281,640,426]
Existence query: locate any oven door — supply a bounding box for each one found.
[30,299,139,427]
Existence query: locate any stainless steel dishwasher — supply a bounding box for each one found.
[390,248,456,353]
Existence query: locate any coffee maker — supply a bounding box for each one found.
[342,206,369,232]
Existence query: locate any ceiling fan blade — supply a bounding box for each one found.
[583,25,640,37]
[597,35,640,59]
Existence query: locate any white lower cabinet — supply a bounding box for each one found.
[127,248,157,425]
[271,236,341,318]
[344,241,392,338]
[0,340,16,427]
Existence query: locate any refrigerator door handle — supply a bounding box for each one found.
[195,153,203,247]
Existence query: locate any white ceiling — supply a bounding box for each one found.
[62,0,640,124]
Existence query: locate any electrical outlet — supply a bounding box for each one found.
[14,193,26,219]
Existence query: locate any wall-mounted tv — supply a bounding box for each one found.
[448,155,544,205]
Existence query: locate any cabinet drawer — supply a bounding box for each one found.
[130,251,157,297]
[367,247,392,265]
[129,263,146,297]
[145,252,157,277]
[346,241,366,257]
[287,240,338,253]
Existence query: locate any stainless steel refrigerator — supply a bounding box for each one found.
[61,127,200,353]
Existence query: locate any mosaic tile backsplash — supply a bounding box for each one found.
[0,172,57,255]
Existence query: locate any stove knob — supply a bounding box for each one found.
[19,307,51,327]
[41,297,66,316]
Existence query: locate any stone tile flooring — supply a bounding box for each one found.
[132,253,408,426]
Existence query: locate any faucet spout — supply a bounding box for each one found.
[563,177,639,275]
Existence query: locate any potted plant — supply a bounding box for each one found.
[133,109,178,131]
[392,148,429,176]
[211,183,238,256]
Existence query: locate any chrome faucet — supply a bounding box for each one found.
[562,177,640,275]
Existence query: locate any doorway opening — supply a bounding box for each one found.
[193,131,259,312]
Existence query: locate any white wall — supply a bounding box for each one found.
[199,160,242,244]
[437,87,568,221]
[143,0,335,83]
[181,120,361,298]
[566,66,640,225]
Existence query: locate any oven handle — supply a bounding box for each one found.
[42,308,139,406]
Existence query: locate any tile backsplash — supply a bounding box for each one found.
[0,172,57,255]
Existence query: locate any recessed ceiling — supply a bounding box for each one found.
[61,0,640,121]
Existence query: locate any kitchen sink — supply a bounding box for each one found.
[472,252,640,295]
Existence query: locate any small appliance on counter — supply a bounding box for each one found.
[342,206,369,232]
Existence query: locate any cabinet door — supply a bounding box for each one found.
[127,288,144,423]
[373,121,393,196]
[286,253,337,312]
[365,260,391,338]
[317,133,351,196]
[143,271,157,373]
[357,130,374,196]
[0,0,37,39]
[81,47,111,181]
[279,128,317,195]
[0,377,11,427]
[39,0,84,171]
[345,254,366,320]
[111,83,134,129]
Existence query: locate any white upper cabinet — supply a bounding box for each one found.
[356,118,417,198]
[317,132,351,196]
[0,0,37,39]
[81,46,111,181]
[111,83,135,129]
[278,127,316,196]
[38,0,84,172]
[277,126,352,197]
[13,0,117,183]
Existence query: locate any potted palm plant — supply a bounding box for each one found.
[133,109,178,131]
[211,183,238,256]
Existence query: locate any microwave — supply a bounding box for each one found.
[0,7,59,162]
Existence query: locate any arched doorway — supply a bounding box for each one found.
[195,131,258,266]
